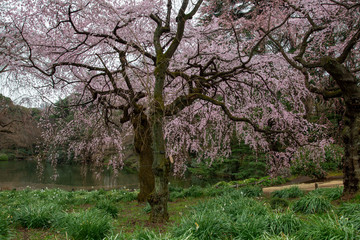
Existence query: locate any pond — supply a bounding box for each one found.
[0,160,140,190]
[0,160,206,191]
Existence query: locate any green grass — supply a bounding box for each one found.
[12,203,61,229]
[292,194,332,214]
[1,184,360,239]
[271,186,304,199]
[57,209,112,240]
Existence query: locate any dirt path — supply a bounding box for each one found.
[263,179,343,193]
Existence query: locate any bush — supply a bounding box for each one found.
[59,209,112,240]
[291,144,344,179]
[95,200,119,218]
[0,154,8,162]
[269,198,289,210]
[182,185,204,198]
[292,194,332,214]
[12,203,61,229]
[271,186,304,199]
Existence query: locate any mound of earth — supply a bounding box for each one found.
[0,94,42,159]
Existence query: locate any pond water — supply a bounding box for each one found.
[0,160,140,190]
[0,160,206,191]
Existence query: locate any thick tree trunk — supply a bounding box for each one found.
[148,56,170,223]
[323,58,360,195]
[342,105,360,195]
[132,113,155,202]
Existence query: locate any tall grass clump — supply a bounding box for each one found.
[95,200,119,218]
[337,203,360,230]
[172,193,270,239]
[271,186,304,199]
[297,214,358,239]
[269,198,289,210]
[255,233,297,240]
[0,211,10,239]
[12,203,61,229]
[268,210,303,235]
[310,187,343,200]
[59,209,112,240]
[292,194,332,214]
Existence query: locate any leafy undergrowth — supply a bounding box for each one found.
[0,182,359,240]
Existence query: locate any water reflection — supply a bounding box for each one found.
[0,160,139,190]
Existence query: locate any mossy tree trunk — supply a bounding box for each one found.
[323,58,360,195]
[148,57,171,223]
[132,112,155,202]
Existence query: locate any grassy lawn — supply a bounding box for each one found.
[1,181,359,239]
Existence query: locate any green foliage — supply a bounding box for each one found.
[188,141,267,181]
[271,186,304,199]
[292,194,332,214]
[95,200,119,218]
[58,209,112,240]
[0,211,10,240]
[323,144,344,171]
[143,203,151,214]
[337,203,360,230]
[0,154,8,162]
[214,176,288,188]
[172,193,270,239]
[269,198,289,210]
[268,210,302,235]
[107,190,138,202]
[234,185,263,197]
[291,144,344,179]
[310,187,343,201]
[12,203,61,229]
[297,214,358,239]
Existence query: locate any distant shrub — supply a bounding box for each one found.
[60,209,112,240]
[182,185,204,198]
[0,154,8,162]
[292,194,332,214]
[13,203,60,229]
[270,198,289,210]
[271,186,304,199]
[214,176,288,188]
[291,144,344,179]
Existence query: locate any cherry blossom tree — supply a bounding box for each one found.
[3,0,328,221]
[205,0,360,195]
[257,0,360,195]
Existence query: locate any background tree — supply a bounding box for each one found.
[259,0,360,195]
